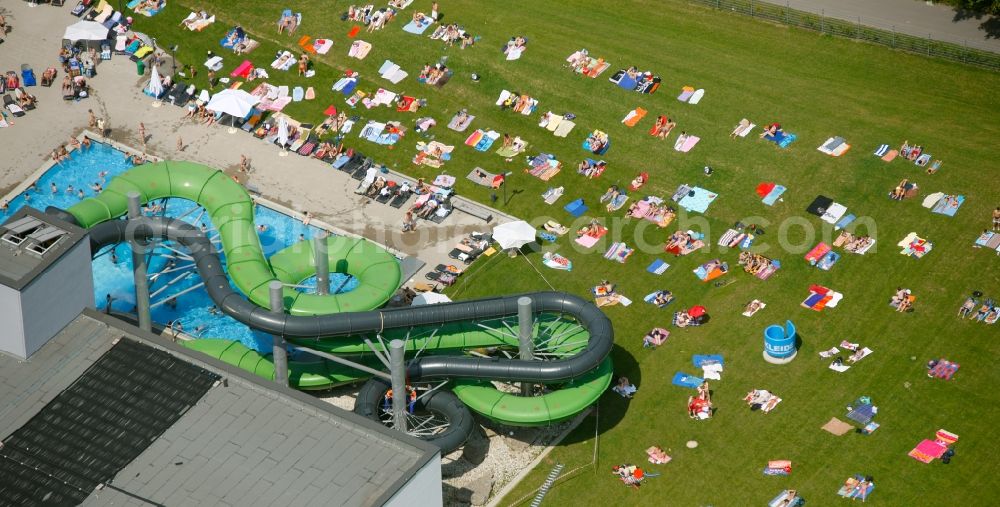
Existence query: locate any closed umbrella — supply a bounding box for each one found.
[145,64,163,97]
[492,220,537,250]
[276,116,289,155]
[412,292,452,306]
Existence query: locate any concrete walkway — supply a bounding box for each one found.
[758,0,1000,52]
[0,1,506,285]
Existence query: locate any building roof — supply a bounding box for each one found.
[0,310,439,507]
[0,207,88,291]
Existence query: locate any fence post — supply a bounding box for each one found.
[857,17,861,39]
[750,0,754,17]
[927,34,932,56]
[964,40,968,63]
[785,1,789,23]
[820,10,825,34]
[891,26,895,48]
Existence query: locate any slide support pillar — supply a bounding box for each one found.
[389,339,407,433]
[518,297,534,396]
[313,232,329,295]
[126,192,151,332]
[269,281,289,387]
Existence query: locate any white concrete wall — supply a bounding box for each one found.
[383,452,443,507]
[20,239,95,358]
[0,284,26,358]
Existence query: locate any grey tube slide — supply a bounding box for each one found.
[60,212,614,383]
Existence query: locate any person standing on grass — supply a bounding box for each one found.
[431,2,439,20]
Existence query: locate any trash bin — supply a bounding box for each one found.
[136,59,145,76]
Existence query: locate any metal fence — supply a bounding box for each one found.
[689,0,1000,71]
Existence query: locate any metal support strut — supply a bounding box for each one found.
[389,339,407,432]
[518,296,534,396]
[269,281,289,387]
[313,232,329,295]
[127,192,152,332]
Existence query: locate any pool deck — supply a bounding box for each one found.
[0,0,514,286]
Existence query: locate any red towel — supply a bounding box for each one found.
[756,182,775,198]
[323,105,337,116]
[347,25,361,38]
[809,284,830,295]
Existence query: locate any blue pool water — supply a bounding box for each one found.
[2,142,352,352]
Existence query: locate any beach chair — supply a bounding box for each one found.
[21,65,37,87]
[4,95,25,117]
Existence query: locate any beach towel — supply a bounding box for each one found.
[761,185,786,206]
[622,107,647,127]
[348,40,372,59]
[671,372,703,389]
[688,88,705,104]
[692,355,723,368]
[553,119,576,138]
[820,203,847,224]
[647,259,669,275]
[606,193,629,211]
[838,477,875,500]
[909,440,947,463]
[930,359,960,380]
[505,45,525,61]
[467,167,503,188]
[575,229,607,248]
[677,86,694,102]
[543,187,565,205]
[817,136,850,156]
[822,417,854,436]
[881,148,899,162]
[314,38,333,55]
[805,243,831,264]
[542,252,572,271]
[674,135,700,153]
[604,242,634,263]
[816,251,840,271]
[915,153,932,167]
[402,19,434,34]
[931,195,965,216]
[834,214,856,230]
[292,86,304,102]
[677,187,718,214]
[693,261,727,282]
[764,130,797,148]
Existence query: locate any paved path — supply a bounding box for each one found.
[0,1,507,285]
[759,0,1000,52]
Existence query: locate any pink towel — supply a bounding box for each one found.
[576,235,600,248]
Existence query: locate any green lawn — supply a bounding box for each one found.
[134,1,1000,505]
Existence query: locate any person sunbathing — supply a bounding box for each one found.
[577,220,602,237]
[612,376,636,398]
[760,123,781,138]
[643,328,668,348]
[629,173,648,189]
[417,199,439,219]
[653,291,673,307]
[674,311,693,327]
[744,389,773,408]
[744,300,764,315]
[971,301,994,321]
[958,297,977,318]
[665,231,692,251]
[890,179,908,200]
[688,396,711,418]
[653,116,676,139]
[773,490,799,507]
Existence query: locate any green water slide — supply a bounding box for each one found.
[66,161,613,429]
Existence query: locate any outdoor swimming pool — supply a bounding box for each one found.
[2,142,359,352]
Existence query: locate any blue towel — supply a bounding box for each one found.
[403,20,432,34]
[835,213,856,230]
[341,79,358,96]
[331,155,350,169]
[617,74,638,90]
[671,372,703,388]
[932,195,964,216]
[874,144,889,157]
[564,198,587,217]
[762,185,786,206]
[538,232,557,242]
[647,259,669,274]
[692,354,723,367]
[678,187,718,214]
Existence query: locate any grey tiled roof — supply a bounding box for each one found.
[0,311,438,507]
